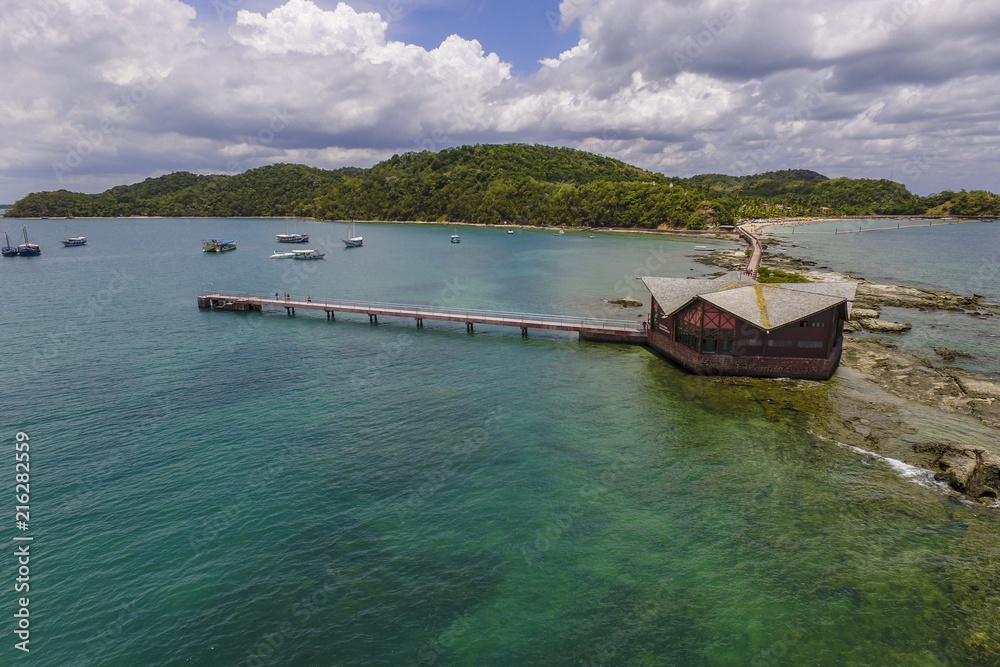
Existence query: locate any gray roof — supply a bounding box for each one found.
[641,274,857,332]
[640,272,755,315]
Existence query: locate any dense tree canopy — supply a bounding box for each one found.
[7,144,998,225]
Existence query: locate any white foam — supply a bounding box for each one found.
[810,430,953,494]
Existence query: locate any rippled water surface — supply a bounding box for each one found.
[1,218,997,666]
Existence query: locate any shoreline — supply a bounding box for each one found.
[697,229,1000,503]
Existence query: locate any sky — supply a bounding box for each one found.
[2,0,999,203]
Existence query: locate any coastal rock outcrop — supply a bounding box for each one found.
[850,308,880,320]
[913,443,1000,501]
[607,297,643,307]
[858,318,911,332]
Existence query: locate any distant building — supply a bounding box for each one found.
[640,272,857,379]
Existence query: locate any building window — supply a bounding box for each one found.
[766,339,793,348]
[737,339,762,346]
[810,321,826,328]
[797,341,824,348]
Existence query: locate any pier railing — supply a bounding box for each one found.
[200,290,645,335]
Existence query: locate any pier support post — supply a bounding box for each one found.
[521,327,528,337]
[369,314,378,324]
[416,318,423,328]
[466,322,474,333]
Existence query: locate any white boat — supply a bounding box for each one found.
[202,238,237,252]
[17,227,40,255]
[269,251,295,259]
[693,245,716,252]
[292,249,325,259]
[276,233,309,243]
[61,236,87,247]
[450,233,461,243]
[507,229,514,234]
[342,222,363,247]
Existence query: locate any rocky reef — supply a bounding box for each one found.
[913,443,1000,500]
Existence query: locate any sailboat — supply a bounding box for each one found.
[16,227,40,255]
[450,229,461,243]
[342,222,363,247]
[2,232,18,257]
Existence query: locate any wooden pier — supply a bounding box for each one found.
[197,292,647,344]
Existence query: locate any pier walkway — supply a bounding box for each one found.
[736,224,762,277]
[197,291,647,343]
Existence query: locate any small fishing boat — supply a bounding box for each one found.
[202,238,237,252]
[450,233,461,243]
[61,236,87,247]
[342,222,363,247]
[17,227,40,255]
[269,251,295,259]
[276,233,309,243]
[508,229,514,234]
[292,249,325,259]
[693,245,716,252]
[2,232,18,257]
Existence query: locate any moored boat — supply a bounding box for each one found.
[292,249,325,259]
[61,236,87,247]
[276,233,309,243]
[450,231,461,243]
[17,227,40,255]
[269,251,295,259]
[202,238,237,252]
[342,222,363,247]
[693,245,716,252]
[2,232,18,257]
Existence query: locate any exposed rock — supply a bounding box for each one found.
[855,282,1000,314]
[859,318,911,332]
[843,320,862,333]
[955,376,1000,400]
[840,337,1000,429]
[913,443,1000,501]
[850,308,880,320]
[934,347,975,363]
[607,297,643,308]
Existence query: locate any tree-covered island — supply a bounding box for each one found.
[7,144,999,225]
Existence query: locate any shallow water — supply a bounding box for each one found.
[1,218,997,665]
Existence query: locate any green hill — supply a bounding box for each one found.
[7,143,998,225]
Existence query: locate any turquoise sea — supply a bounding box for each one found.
[2,218,998,666]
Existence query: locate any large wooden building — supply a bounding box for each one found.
[640,272,857,379]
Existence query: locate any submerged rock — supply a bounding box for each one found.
[607,297,643,308]
[934,347,975,363]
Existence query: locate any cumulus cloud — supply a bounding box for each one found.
[2,0,1000,201]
